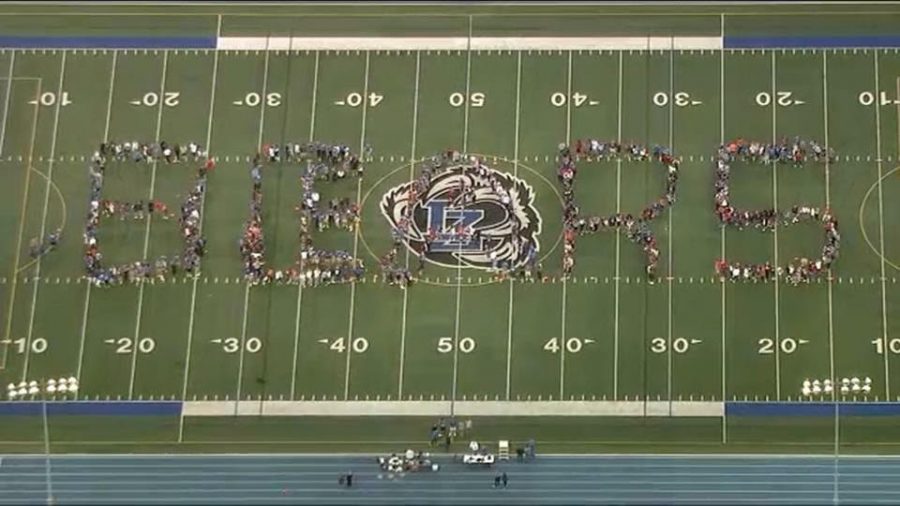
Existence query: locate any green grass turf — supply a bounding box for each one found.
[0,4,899,453]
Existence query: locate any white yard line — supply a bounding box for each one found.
[75,49,117,399]
[719,13,727,443]
[873,49,891,400]
[0,75,40,371]
[235,37,271,412]
[20,52,67,382]
[178,21,220,440]
[505,50,522,401]
[343,51,370,400]
[822,50,835,396]
[290,48,318,401]
[613,50,623,400]
[127,49,168,399]
[397,50,421,400]
[0,50,16,156]
[666,39,675,414]
[770,49,782,401]
[824,51,839,495]
[559,49,573,400]
[450,15,474,414]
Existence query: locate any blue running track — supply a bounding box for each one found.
[0,454,898,504]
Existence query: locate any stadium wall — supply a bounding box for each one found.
[0,401,181,416]
[726,402,900,417]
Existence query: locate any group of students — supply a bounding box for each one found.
[378,150,469,288]
[28,228,61,260]
[262,141,367,179]
[97,140,207,165]
[83,141,211,286]
[239,142,365,286]
[713,138,841,284]
[559,140,680,282]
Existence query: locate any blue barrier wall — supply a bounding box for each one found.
[0,36,216,49]
[0,401,182,416]
[725,35,900,49]
[726,402,900,417]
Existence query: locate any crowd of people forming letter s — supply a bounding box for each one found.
[714,137,840,285]
[84,141,212,286]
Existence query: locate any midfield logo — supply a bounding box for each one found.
[380,164,542,270]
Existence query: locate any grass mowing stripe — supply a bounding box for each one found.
[127,49,168,399]
[873,49,891,400]
[770,49,781,401]
[236,41,271,411]
[0,51,15,156]
[291,49,318,402]
[450,16,474,413]
[21,51,67,382]
[343,51,369,400]
[397,50,421,401]
[613,50,623,400]
[504,50,521,401]
[559,49,572,400]
[822,50,835,395]
[75,49,117,399]
[179,20,221,440]
[666,40,675,412]
[1,74,40,372]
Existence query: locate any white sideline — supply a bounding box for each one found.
[217,36,724,51]
[182,401,724,417]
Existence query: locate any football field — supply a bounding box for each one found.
[2,3,900,452]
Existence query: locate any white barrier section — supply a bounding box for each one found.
[217,36,723,51]
[182,400,725,417]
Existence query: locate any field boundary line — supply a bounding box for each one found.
[20,51,66,382]
[505,50,522,401]
[613,50,623,400]
[178,15,220,441]
[181,399,725,417]
[770,49,781,401]
[0,51,15,156]
[217,36,723,51]
[291,48,318,402]
[559,49,573,401]
[127,49,168,399]
[397,50,420,400]
[1,9,899,18]
[234,37,270,413]
[75,50,117,398]
[343,51,370,400]
[873,49,891,400]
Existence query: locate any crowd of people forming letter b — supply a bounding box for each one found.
[83,141,211,286]
[714,137,840,285]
